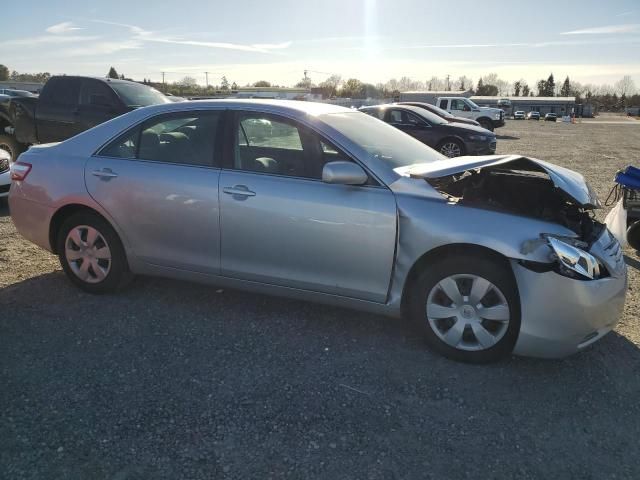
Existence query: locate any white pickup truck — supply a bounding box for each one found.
[435,97,504,131]
[398,93,505,131]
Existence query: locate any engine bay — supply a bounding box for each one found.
[426,167,605,244]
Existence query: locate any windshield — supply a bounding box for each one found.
[413,109,448,126]
[321,111,445,169]
[110,82,171,108]
[466,99,480,109]
[427,104,455,119]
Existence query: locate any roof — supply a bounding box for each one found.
[471,96,576,103]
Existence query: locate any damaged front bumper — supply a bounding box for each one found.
[512,230,628,358]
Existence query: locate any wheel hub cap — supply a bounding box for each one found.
[426,274,511,352]
[65,225,112,284]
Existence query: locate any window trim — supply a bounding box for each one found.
[94,109,225,169]
[223,110,382,187]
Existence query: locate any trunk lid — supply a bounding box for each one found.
[397,154,601,208]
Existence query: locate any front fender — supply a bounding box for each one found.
[387,194,574,308]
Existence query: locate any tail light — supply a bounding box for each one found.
[10,162,32,181]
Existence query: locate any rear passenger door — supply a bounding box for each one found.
[36,77,81,143]
[85,110,223,274]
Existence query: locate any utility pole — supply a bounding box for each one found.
[161,72,166,92]
[446,74,450,91]
[204,72,210,88]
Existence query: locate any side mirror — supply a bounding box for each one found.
[322,161,368,185]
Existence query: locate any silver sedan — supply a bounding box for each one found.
[9,100,627,362]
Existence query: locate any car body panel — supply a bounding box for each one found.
[219,170,397,302]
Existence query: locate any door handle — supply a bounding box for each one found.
[223,185,255,197]
[91,168,118,179]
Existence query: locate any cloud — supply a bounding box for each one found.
[561,24,640,35]
[89,19,290,53]
[0,34,99,48]
[61,40,143,56]
[46,22,83,34]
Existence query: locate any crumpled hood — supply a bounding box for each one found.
[397,154,602,209]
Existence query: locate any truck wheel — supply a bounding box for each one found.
[628,221,640,251]
[0,134,25,163]
[478,119,494,131]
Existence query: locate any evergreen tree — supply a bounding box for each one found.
[107,67,119,79]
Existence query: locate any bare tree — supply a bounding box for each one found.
[615,75,636,96]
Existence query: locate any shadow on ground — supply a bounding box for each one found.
[496,134,520,140]
[2,271,640,478]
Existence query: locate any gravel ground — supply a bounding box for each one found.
[1,118,639,479]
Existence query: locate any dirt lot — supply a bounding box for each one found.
[1,118,640,479]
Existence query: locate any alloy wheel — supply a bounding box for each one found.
[440,142,462,158]
[65,225,112,284]
[426,274,510,351]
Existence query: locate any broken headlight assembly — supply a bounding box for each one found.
[545,236,603,280]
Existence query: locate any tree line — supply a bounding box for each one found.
[2,63,638,112]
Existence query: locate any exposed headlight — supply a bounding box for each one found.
[546,236,601,280]
[494,112,501,119]
[468,134,488,141]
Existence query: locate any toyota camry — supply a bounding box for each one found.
[9,100,627,363]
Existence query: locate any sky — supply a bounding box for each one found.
[1,0,640,89]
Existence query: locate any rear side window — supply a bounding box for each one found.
[41,77,81,106]
[98,111,221,167]
[439,99,448,109]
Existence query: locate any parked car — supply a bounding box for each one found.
[0,149,10,200]
[360,104,496,157]
[545,113,558,122]
[0,89,37,98]
[396,101,481,127]
[514,111,525,120]
[0,76,171,162]
[398,94,505,131]
[9,100,627,363]
[527,111,540,120]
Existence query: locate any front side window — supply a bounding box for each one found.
[450,99,464,111]
[99,111,221,167]
[233,112,352,180]
[79,81,116,107]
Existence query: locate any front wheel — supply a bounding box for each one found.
[437,139,464,158]
[57,212,132,293]
[408,254,520,363]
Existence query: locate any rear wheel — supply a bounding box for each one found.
[628,220,640,251]
[57,212,132,293]
[437,139,464,158]
[408,254,520,363]
[0,134,26,163]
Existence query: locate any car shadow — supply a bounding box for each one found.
[625,254,640,271]
[496,134,520,140]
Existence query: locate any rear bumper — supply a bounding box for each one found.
[8,192,55,252]
[511,260,628,358]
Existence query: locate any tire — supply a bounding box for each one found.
[628,221,640,251]
[57,212,133,293]
[478,119,494,131]
[408,253,520,363]
[0,134,26,163]
[437,139,465,158]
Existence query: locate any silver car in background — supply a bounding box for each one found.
[9,100,627,362]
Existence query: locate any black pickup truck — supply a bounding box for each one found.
[0,76,170,161]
